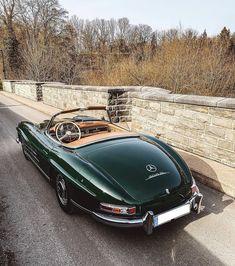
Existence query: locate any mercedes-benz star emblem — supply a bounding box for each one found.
[146,164,157,173]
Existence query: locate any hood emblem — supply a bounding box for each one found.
[146,164,157,173]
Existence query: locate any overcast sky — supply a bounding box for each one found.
[59,0,235,36]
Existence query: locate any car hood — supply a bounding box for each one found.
[80,138,186,202]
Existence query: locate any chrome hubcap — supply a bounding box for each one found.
[57,176,68,205]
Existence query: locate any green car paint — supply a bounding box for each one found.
[17,120,192,212]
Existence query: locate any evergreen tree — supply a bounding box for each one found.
[219,27,231,44]
[150,32,157,58]
[202,29,207,39]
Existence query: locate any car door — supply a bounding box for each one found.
[28,125,55,177]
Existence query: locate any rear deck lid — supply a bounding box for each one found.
[81,138,184,202]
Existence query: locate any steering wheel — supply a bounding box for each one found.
[56,122,81,143]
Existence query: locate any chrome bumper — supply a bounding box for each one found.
[92,192,203,235]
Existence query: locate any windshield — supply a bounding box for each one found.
[47,107,130,132]
[53,109,109,124]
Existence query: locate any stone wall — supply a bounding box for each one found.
[2,79,235,167]
[42,84,150,122]
[3,81,64,101]
[2,80,32,93]
[131,92,235,167]
[14,81,45,101]
[2,80,14,92]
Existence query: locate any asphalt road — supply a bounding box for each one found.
[0,94,235,266]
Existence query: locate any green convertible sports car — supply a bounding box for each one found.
[16,106,203,235]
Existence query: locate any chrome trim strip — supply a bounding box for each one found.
[92,212,143,227]
[25,151,51,181]
[24,147,39,163]
[45,131,61,145]
[70,199,92,214]
[189,192,203,214]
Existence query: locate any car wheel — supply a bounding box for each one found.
[22,144,30,160]
[56,175,73,213]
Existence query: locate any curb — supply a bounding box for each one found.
[191,170,234,198]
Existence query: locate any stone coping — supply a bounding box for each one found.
[132,91,235,109]
[41,83,235,109]
[2,79,34,83]
[42,84,144,92]
[15,81,65,86]
[2,80,64,85]
[41,84,172,94]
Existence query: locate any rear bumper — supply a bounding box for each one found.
[92,192,203,235]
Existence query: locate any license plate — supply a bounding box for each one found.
[153,203,190,227]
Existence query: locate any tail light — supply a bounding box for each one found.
[191,178,199,193]
[100,203,136,215]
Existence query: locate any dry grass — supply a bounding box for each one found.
[80,39,235,97]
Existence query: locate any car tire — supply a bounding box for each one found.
[56,175,73,214]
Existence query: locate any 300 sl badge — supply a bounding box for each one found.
[145,171,170,181]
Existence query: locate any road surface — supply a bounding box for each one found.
[0,94,234,266]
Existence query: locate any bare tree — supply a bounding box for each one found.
[0,0,21,77]
[17,0,67,43]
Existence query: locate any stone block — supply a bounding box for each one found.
[156,113,179,126]
[225,130,235,142]
[206,125,226,138]
[195,113,211,123]
[175,95,224,107]
[199,134,218,146]
[165,132,189,146]
[218,140,234,151]
[208,107,235,119]
[149,101,161,111]
[174,126,200,139]
[189,140,213,155]
[161,107,175,115]
[161,101,184,110]
[184,104,209,113]
[117,110,130,116]
[212,117,233,128]
[217,98,235,109]
[178,119,205,131]
[175,109,197,119]
[133,99,150,109]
